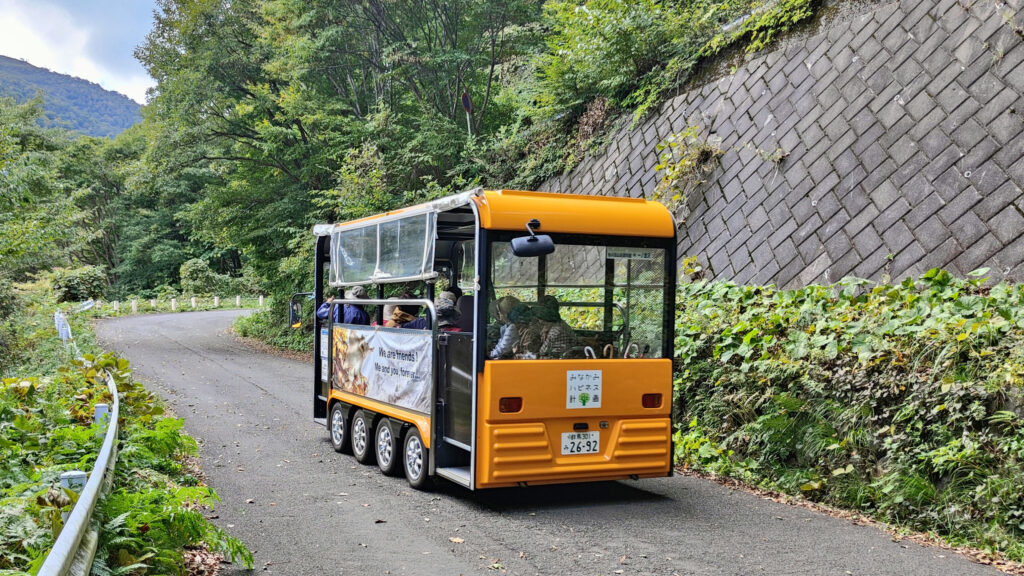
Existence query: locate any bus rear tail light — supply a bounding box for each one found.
[642,393,662,408]
[499,397,523,413]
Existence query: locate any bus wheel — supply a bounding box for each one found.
[329,403,351,454]
[351,410,375,464]
[403,428,431,490]
[375,419,402,476]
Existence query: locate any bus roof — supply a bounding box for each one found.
[313,188,675,238]
[474,190,675,238]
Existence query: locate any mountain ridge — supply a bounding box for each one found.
[0,54,142,138]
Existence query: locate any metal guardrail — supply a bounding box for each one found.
[38,371,120,576]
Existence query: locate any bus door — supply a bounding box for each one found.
[432,240,477,488]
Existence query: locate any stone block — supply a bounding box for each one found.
[852,123,885,156]
[988,204,1024,244]
[952,209,990,246]
[892,240,928,279]
[914,215,954,251]
[962,137,999,170]
[881,220,916,254]
[988,111,1024,147]
[918,129,953,160]
[953,232,1003,273]
[889,134,918,165]
[892,151,933,187]
[873,196,912,230]
[976,87,1018,126]
[937,184,983,225]
[906,192,945,228]
[851,225,885,257]
[862,159,898,191]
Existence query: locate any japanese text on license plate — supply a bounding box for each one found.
[561,431,600,455]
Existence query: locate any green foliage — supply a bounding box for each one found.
[0,283,252,573]
[674,269,1024,561]
[0,55,141,138]
[51,265,107,302]
[235,306,313,352]
[652,125,723,218]
[179,259,233,297]
[700,0,814,58]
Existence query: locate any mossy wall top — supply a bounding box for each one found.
[542,0,1024,286]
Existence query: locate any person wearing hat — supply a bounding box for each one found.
[316,286,370,325]
[488,295,521,359]
[402,295,461,331]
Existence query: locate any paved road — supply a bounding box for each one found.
[95,311,997,576]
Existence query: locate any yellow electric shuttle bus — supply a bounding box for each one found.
[301,189,676,490]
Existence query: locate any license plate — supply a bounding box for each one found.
[561,431,599,455]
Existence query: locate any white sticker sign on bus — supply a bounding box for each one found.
[567,370,602,409]
[606,247,656,260]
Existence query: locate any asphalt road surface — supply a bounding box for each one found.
[95,310,998,576]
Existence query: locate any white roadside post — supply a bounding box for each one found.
[112,301,119,313]
[150,298,156,308]
[93,404,110,437]
[214,296,220,307]
[131,299,138,314]
[236,295,241,307]
[58,471,88,522]
[259,295,264,307]
[191,296,197,309]
[170,298,177,311]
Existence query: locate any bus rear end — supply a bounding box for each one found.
[476,219,675,488]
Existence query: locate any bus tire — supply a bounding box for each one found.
[375,419,402,476]
[329,403,351,454]
[403,428,431,490]
[351,410,375,464]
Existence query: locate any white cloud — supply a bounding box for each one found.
[0,0,153,103]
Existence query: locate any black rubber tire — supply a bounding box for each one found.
[375,419,402,476]
[403,427,432,490]
[351,410,375,464]
[328,403,351,454]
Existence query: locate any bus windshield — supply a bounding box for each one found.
[486,238,668,360]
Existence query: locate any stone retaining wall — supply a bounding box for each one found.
[543,0,1024,285]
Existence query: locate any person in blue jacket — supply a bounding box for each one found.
[317,285,370,325]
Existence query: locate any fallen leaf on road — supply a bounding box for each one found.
[337,492,349,496]
[614,571,623,575]
[375,519,387,524]
[245,499,254,504]
[362,503,370,507]
[449,537,464,544]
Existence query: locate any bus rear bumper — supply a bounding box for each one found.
[475,417,672,489]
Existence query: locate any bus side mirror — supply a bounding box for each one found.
[511,219,555,257]
[289,292,312,328]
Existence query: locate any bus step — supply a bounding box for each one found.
[436,466,471,488]
[313,417,327,427]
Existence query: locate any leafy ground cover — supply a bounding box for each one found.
[0,280,252,574]
[674,269,1024,562]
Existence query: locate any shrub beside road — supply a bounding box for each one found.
[0,279,252,574]
[675,269,1024,563]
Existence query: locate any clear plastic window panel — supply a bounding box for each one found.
[458,240,476,291]
[331,226,376,285]
[377,214,433,280]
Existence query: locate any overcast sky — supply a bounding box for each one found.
[0,0,157,104]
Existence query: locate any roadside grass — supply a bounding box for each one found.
[674,269,1024,564]
[0,278,253,574]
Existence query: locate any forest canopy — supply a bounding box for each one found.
[0,0,811,306]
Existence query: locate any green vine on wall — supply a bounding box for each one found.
[653,125,724,221]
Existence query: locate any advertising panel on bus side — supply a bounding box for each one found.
[332,326,433,414]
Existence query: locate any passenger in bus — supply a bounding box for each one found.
[534,295,576,358]
[316,285,370,325]
[402,296,461,331]
[386,291,420,327]
[488,296,521,359]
